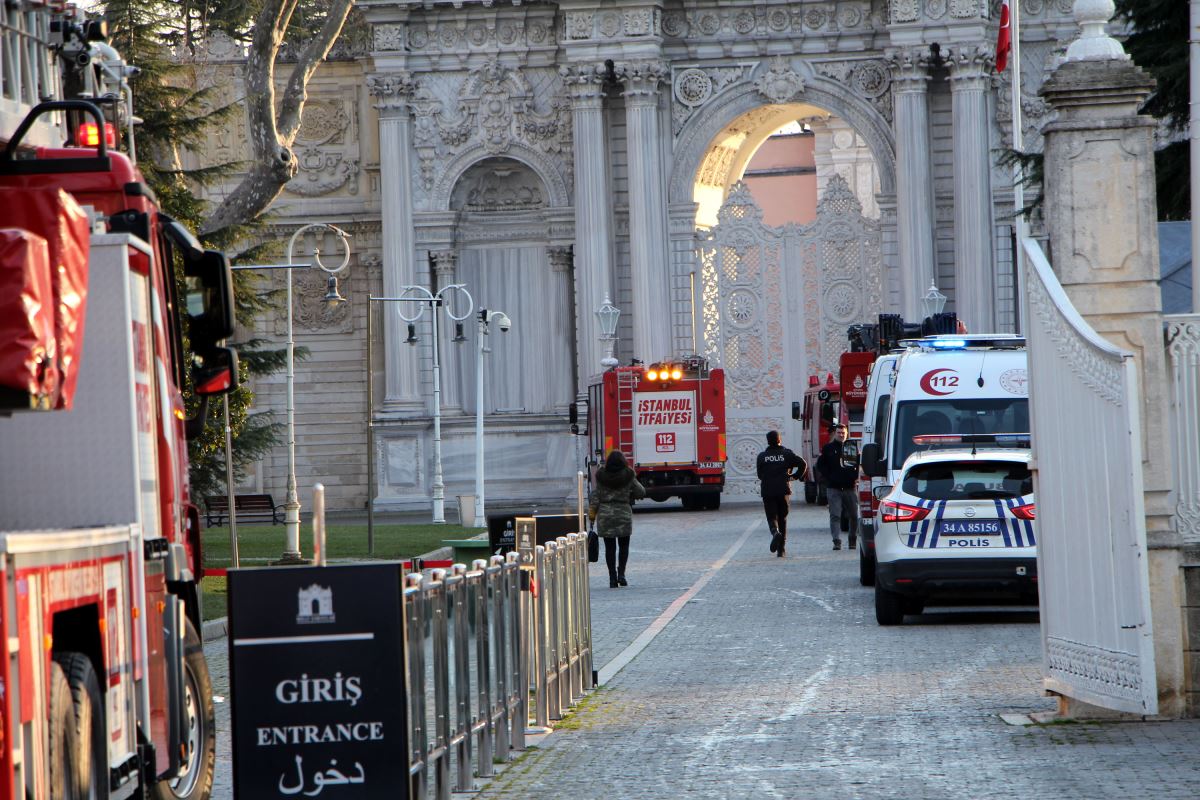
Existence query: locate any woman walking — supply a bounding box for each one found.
[589,450,647,588]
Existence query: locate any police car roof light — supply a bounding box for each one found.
[911,433,1031,447]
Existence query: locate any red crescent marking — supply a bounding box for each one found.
[919,368,955,396]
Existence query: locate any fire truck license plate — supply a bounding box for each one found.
[699,462,723,469]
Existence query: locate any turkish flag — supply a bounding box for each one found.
[995,0,1011,72]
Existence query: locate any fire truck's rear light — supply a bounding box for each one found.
[174,408,185,420]
[809,375,819,386]
[195,370,233,394]
[76,121,116,147]
[646,370,658,381]
[700,476,721,484]
[670,369,682,380]
[44,634,53,651]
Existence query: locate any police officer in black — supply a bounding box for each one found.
[756,430,807,557]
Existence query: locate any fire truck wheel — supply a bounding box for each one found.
[816,484,828,506]
[55,653,106,800]
[804,482,817,504]
[681,496,698,511]
[48,661,83,800]
[152,619,215,800]
[703,492,721,511]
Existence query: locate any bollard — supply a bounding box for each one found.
[471,559,494,777]
[428,569,451,800]
[312,483,326,567]
[533,544,550,728]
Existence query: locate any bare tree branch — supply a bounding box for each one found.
[200,0,352,237]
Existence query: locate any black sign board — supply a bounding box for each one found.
[488,513,582,554]
[228,564,409,799]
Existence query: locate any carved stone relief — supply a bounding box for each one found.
[815,60,893,124]
[563,8,661,41]
[755,57,806,105]
[401,13,557,53]
[995,40,1060,151]
[408,61,570,200]
[449,157,547,212]
[285,98,361,198]
[661,3,874,39]
[276,266,354,335]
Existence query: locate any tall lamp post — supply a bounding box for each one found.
[597,293,621,368]
[391,283,474,524]
[279,223,351,562]
[474,308,512,526]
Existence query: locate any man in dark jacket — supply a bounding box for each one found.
[816,423,859,551]
[756,430,806,557]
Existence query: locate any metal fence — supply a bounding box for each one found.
[1165,314,1200,545]
[404,532,595,799]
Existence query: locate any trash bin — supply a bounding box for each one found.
[457,494,477,527]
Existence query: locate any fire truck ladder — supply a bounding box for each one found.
[616,369,637,460]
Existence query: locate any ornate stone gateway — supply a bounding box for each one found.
[699,176,882,496]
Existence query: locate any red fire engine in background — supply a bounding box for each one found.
[585,356,726,510]
[0,6,233,799]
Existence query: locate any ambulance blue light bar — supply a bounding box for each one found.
[912,433,1032,447]
[928,338,967,349]
[899,335,1027,351]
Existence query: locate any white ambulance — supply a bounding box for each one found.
[859,334,1029,540]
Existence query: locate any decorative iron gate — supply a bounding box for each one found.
[1023,237,1157,715]
[698,176,881,496]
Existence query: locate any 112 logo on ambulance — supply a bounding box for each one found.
[919,368,959,396]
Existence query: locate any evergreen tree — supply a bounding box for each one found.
[1114,0,1190,220]
[102,0,292,500]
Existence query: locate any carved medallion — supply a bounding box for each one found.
[374,25,404,51]
[698,13,721,35]
[662,12,687,37]
[804,9,827,29]
[674,69,713,107]
[598,11,621,37]
[734,11,756,34]
[926,0,949,19]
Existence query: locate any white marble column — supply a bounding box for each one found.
[949,45,997,332]
[886,48,936,320]
[560,64,615,388]
[622,60,672,362]
[368,73,422,410]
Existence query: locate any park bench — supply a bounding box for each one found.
[204,494,285,527]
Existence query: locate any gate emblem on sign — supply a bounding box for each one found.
[296,584,336,624]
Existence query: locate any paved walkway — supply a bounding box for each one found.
[205,501,1200,799]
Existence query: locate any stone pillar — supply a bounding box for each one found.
[547,246,578,403]
[622,60,672,362]
[561,64,615,390]
[430,250,462,412]
[1040,50,1184,716]
[948,45,997,332]
[368,73,422,410]
[886,48,936,320]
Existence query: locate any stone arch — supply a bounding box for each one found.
[431,142,570,212]
[670,73,896,210]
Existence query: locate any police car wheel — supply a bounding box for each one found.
[874,583,905,626]
[859,550,875,586]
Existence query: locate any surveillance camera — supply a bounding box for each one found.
[496,313,512,333]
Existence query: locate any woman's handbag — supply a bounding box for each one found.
[587,526,599,563]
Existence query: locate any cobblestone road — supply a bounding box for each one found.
[205,501,1200,799]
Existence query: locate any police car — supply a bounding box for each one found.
[873,434,1036,626]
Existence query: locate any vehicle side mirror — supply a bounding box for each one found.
[873,484,892,500]
[184,249,235,348]
[791,401,800,420]
[860,442,886,478]
[569,399,586,436]
[192,346,239,396]
[840,439,859,468]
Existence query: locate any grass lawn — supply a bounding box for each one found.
[199,522,484,622]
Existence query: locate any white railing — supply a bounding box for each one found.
[1165,314,1200,544]
[1022,235,1158,715]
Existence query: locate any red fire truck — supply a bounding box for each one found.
[585,356,727,510]
[0,7,233,799]
[794,372,840,504]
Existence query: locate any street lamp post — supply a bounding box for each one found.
[474,309,512,526]
[280,223,351,562]
[384,283,474,524]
